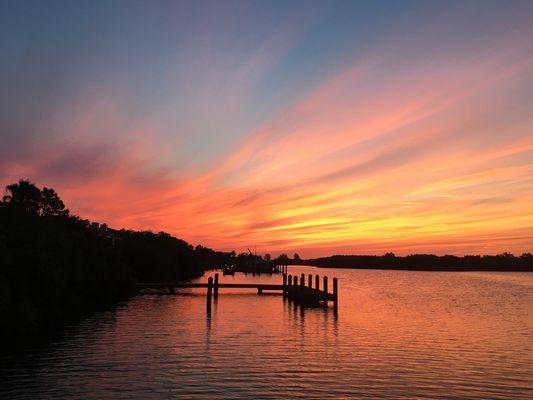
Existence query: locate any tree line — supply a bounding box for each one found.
[279,252,533,271]
[0,179,231,351]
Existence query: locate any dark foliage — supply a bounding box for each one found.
[119,231,199,283]
[0,179,230,351]
[0,205,133,350]
[303,253,533,271]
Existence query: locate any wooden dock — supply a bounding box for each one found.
[138,272,338,310]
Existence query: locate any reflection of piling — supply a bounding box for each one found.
[214,273,219,300]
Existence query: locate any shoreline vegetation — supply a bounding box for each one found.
[280,253,533,272]
[0,179,231,352]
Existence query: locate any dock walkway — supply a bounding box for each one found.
[138,271,338,310]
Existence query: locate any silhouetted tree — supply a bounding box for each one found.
[277,253,289,263]
[1,179,69,217]
[40,187,69,217]
[2,179,42,214]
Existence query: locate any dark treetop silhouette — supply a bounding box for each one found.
[0,179,231,352]
[283,253,533,271]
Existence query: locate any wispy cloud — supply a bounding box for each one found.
[1,1,532,256]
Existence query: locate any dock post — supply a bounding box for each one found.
[308,274,312,287]
[297,275,302,301]
[315,274,319,290]
[288,275,293,298]
[323,276,328,304]
[333,277,338,311]
[214,273,219,300]
[283,273,287,297]
[207,277,213,311]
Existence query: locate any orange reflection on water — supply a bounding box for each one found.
[2,267,532,398]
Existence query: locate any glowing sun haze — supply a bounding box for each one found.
[1,1,532,256]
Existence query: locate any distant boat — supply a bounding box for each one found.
[222,265,236,275]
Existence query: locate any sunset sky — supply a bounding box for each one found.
[1,1,532,256]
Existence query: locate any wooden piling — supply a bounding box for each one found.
[288,275,293,297]
[207,277,213,311]
[333,277,338,311]
[214,273,219,299]
[140,273,338,311]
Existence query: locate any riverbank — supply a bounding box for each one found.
[291,254,533,272]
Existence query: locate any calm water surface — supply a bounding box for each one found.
[1,267,532,399]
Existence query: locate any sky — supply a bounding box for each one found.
[1,0,532,257]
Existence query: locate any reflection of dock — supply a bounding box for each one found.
[138,271,338,311]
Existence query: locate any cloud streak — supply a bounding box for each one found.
[1,1,532,256]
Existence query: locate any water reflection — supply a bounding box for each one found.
[1,268,531,399]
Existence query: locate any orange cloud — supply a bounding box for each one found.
[2,19,532,257]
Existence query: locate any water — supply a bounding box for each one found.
[1,267,532,399]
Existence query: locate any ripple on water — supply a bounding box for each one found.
[1,269,532,399]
